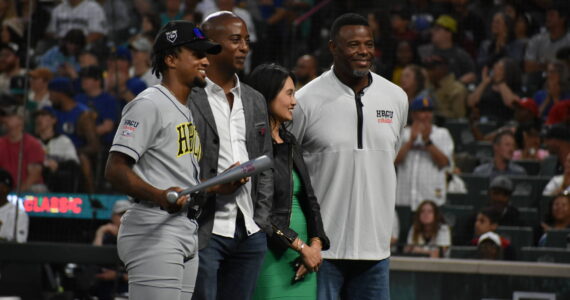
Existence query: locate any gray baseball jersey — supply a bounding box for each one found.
[111,85,201,191]
[110,84,202,297]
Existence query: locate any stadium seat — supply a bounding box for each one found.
[543,229,570,248]
[520,247,570,263]
[396,205,412,245]
[441,204,475,228]
[463,141,493,161]
[459,174,489,196]
[449,246,478,259]
[496,226,534,258]
[508,175,551,208]
[446,193,470,206]
[539,196,554,219]
[539,156,559,177]
[443,119,474,152]
[514,160,540,176]
[518,207,539,226]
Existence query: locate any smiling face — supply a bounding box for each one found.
[207,17,250,73]
[330,25,374,78]
[269,77,296,124]
[168,47,209,88]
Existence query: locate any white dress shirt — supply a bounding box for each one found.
[206,76,260,238]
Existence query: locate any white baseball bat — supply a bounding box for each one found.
[166,155,273,203]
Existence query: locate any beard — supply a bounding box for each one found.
[352,69,369,78]
[193,76,207,88]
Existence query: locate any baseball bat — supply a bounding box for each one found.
[166,155,273,203]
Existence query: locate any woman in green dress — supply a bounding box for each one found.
[249,63,330,299]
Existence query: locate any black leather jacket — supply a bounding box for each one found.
[270,130,330,251]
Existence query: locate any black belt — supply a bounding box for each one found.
[133,198,200,219]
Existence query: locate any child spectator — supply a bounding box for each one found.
[513,120,549,161]
[28,68,54,109]
[476,231,504,260]
[404,200,451,258]
[471,206,514,259]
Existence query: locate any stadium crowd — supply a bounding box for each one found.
[0,0,570,298]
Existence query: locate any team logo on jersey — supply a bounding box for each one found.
[176,122,202,160]
[166,30,178,43]
[121,119,139,137]
[377,110,394,123]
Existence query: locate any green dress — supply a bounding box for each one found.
[253,169,316,299]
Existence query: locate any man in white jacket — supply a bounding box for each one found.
[292,13,408,300]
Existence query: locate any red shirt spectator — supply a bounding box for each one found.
[546,99,570,125]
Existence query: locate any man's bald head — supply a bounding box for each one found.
[202,11,245,40]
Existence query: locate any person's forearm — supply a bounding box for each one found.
[96,120,115,136]
[459,72,476,85]
[425,144,450,169]
[498,83,519,107]
[467,80,489,107]
[105,153,163,205]
[395,140,413,165]
[21,165,42,191]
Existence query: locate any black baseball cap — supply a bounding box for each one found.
[153,21,221,55]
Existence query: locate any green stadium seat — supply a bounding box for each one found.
[518,207,539,226]
[513,160,540,176]
[459,174,490,196]
[539,156,558,176]
[443,119,474,152]
[396,205,412,246]
[543,229,570,248]
[446,193,470,206]
[441,204,475,228]
[463,141,493,161]
[520,246,570,263]
[496,226,534,258]
[539,196,554,219]
[449,246,478,259]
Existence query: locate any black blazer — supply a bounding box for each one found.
[188,84,274,249]
[270,129,330,251]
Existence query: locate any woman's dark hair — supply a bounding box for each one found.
[543,194,570,225]
[247,63,297,129]
[411,200,445,244]
[60,29,86,56]
[492,11,515,43]
[151,47,182,79]
[479,206,502,225]
[498,57,522,93]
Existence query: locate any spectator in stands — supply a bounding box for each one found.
[91,199,131,299]
[534,60,570,121]
[0,109,46,192]
[390,40,418,86]
[513,121,549,161]
[253,0,287,66]
[400,64,429,102]
[159,0,184,26]
[471,206,514,260]
[75,66,119,148]
[450,0,486,57]
[0,0,17,26]
[105,46,147,105]
[543,153,570,196]
[47,77,99,193]
[476,231,504,260]
[396,96,454,211]
[418,15,476,85]
[389,5,417,43]
[0,168,28,242]
[544,124,570,175]
[38,29,86,78]
[368,10,397,78]
[129,35,159,87]
[487,175,524,227]
[0,42,25,94]
[477,11,525,70]
[139,12,161,41]
[537,192,570,246]
[78,50,100,69]
[17,0,51,49]
[546,100,570,126]
[524,3,570,74]
[473,131,527,178]
[404,200,451,258]
[34,109,81,193]
[467,58,521,124]
[46,0,108,44]
[513,11,534,49]
[1,17,24,46]
[293,54,319,89]
[423,54,467,119]
[28,68,53,109]
[99,0,133,44]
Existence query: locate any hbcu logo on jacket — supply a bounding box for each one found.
[377,110,394,123]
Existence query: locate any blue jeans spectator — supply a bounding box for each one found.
[318,258,390,300]
[192,215,267,300]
